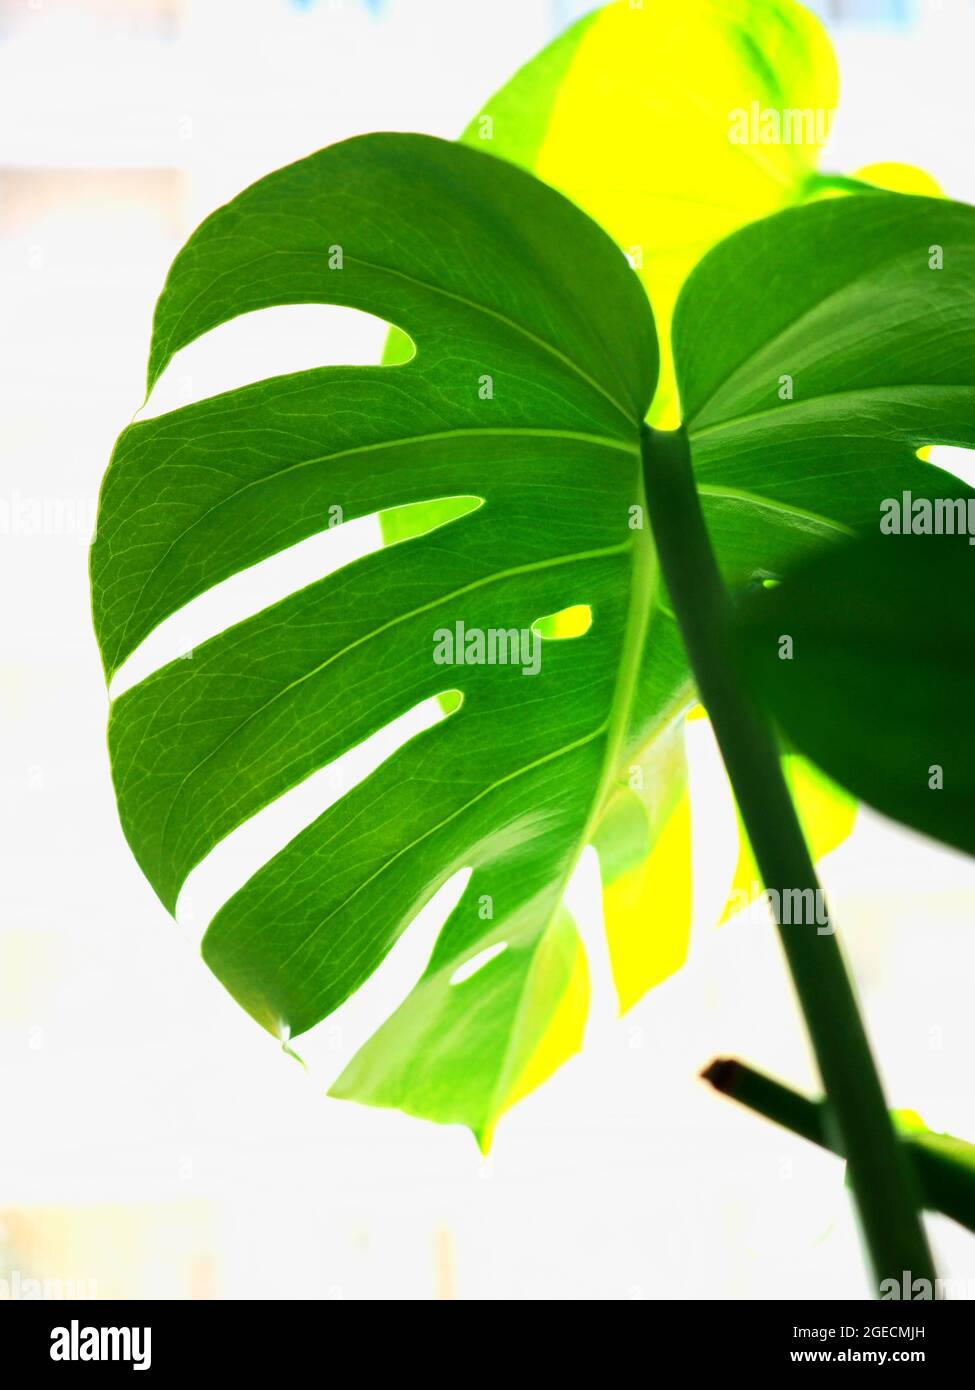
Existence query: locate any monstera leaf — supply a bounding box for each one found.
[738,536,975,858]
[91,130,975,1141]
[92,135,660,1146]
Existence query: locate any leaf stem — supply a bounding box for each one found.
[702,1057,975,1236]
[703,1056,825,1146]
[640,424,935,1294]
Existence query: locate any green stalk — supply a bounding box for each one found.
[703,1057,826,1147]
[703,1058,975,1236]
[641,424,935,1293]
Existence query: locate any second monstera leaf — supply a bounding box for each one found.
[92,133,975,1141]
[738,536,975,859]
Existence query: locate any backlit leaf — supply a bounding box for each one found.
[736,536,975,859]
[91,133,660,1141]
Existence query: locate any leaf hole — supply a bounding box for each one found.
[109,495,482,701]
[921,444,975,488]
[532,604,592,641]
[139,305,415,419]
[379,495,483,546]
[449,941,508,986]
[176,689,463,941]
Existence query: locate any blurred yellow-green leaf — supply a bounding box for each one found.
[462,0,838,427]
[721,756,856,924]
[593,719,692,1013]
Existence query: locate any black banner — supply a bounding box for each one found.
[0,1297,967,1373]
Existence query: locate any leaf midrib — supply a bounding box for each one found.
[482,445,658,1122]
[698,483,856,538]
[690,382,974,443]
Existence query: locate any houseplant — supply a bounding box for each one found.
[90,1,975,1294]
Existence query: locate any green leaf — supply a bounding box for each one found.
[663,191,975,976]
[674,192,975,869]
[901,1118,975,1235]
[674,193,975,561]
[735,535,975,858]
[331,904,590,1151]
[91,133,660,1143]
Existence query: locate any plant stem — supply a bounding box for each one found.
[703,1058,975,1235]
[640,424,935,1293]
[703,1057,826,1147]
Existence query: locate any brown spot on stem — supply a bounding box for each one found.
[701,1057,742,1095]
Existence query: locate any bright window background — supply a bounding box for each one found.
[2,0,974,1300]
